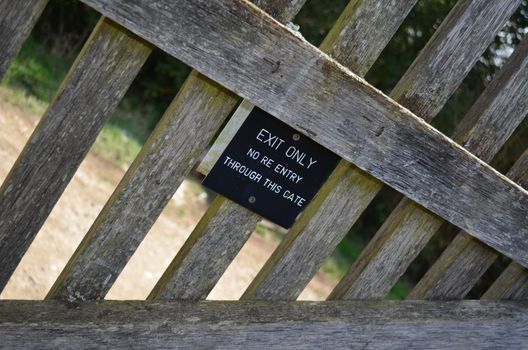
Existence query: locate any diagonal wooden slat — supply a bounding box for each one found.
[0,18,151,292]
[79,0,528,269]
[0,0,49,79]
[482,256,528,300]
[47,0,306,301]
[1,300,528,349]
[409,148,528,300]
[149,0,419,301]
[148,195,260,300]
[330,35,528,300]
[243,0,522,301]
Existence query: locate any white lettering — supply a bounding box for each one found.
[307,157,317,169]
[256,128,285,150]
[246,148,260,160]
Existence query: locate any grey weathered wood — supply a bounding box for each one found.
[251,0,306,24]
[329,35,528,300]
[198,99,255,175]
[244,0,520,300]
[482,260,528,300]
[0,18,151,292]
[318,0,418,77]
[153,0,418,301]
[389,0,519,122]
[199,0,421,175]
[409,148,528,300]
[148,196,261,300]
[243,161,378,300]
[47,0,305,301]
[1,300,528,349]
[0,0,48,79]
[47,71,240,301]
[409,234,498,300]
[80,0,528,269]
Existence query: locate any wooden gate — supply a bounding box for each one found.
[1,0,528,348]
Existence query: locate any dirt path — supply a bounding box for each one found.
[0,91,334,300]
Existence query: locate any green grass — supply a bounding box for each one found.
[0,85,47,116]
[3,37,71,103]
[254,223,286,242]
[91,123,142,169]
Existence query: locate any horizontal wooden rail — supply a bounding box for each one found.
[244,0,517,300]
[0,0,48,79]
[47,0,305,301]
[1,300,527,349]
[150,0,418,301]
[409,147,528,299]
[0,18,151,291]
[330,34,528,300]
[79,0,528,267]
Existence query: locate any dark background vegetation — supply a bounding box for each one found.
[3,0,527,298]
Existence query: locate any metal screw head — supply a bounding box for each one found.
[248,196,256,204]
[292,133,301,141]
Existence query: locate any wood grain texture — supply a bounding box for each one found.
[409,233,499,300]
[1,300,528,349]
[0,18,151,292]
[47,0,305,301]
[252,0,306,24]
[318,0,418,77]
[198,0,311,174]
[482,260,528,300]
[148,196,261,300]
[244,0,518,300]
[389,0,521,122]
[409,148,528,300]
[47,71,239,301]
[199,0,420,175]
[329,35,528,300]
[0,0,48,79]
[198,99,254,175]
[80,0,528,268]
[156,0,417,301]
[243,161,379,300]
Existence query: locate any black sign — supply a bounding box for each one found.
[202,108,339,228]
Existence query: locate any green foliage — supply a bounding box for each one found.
[3,37,71,102]
[91,122,142,170]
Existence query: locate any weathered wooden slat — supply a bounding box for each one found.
[80,0,528,269]
[0,18,151,292]
[482,260,528,300]
[1,300,528,349]
[148,196,261,300]
[318,0,418,74]
[409,234,498,300]
[409,148,528,300]
[47,0,305,301]
[329,34,528,300]
[388,0,518,122]
[244,0,520,300]
[152,0,418,300]
[0,0,48,79]
[47,72,240,301]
